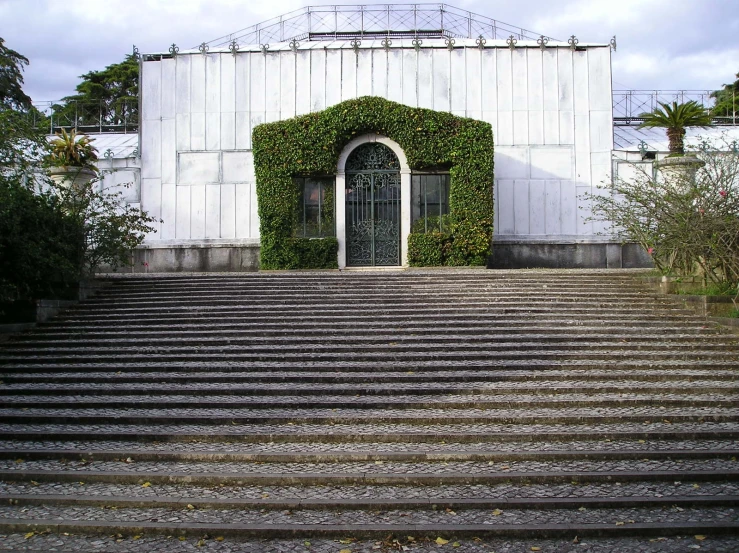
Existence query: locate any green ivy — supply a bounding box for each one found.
[252,96,494,269]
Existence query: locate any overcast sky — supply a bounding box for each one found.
[2,0,737,102]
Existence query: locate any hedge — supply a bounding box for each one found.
[252,96,494,269]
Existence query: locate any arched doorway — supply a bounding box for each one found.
[344,142,402,266]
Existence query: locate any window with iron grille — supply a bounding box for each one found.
[293,176,335,238]
[411,173,450,233]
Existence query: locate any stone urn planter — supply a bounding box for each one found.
[655,155,705,192]
[48,166,98,189]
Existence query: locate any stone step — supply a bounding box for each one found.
[1,508,737,541]
[3,380,735,396]
[3,348,736,364]
[2,406,737,426]
[2,457,737,485]
[2,437,736,454]
[4,492,738,512]
[9,333,734,349]
[69,291,676,313]
[3,359,738,373]
[13,326,725,341]
[2,372,737,386]
[84,292,665,305]
[3,447,738,464]
[3,422,736,444]
[57,302,696,316]
[3,341,736,357]
[34,320,711,336]
[4,533,737,552]
[70,284,666,296]
[2,393,736,410]
[98,272,647,284]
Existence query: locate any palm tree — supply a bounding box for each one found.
[638,100,712,155]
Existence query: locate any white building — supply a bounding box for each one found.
[96,4,652,271]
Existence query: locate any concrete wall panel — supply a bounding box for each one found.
[178,152,220,184]
[190,184,206,239]
[222,151,253,183]
[325,49,342,107]
[356,49,372,97]
[205,184,221,239]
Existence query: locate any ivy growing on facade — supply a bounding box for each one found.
[252,96,494,269]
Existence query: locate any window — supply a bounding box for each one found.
[293,176,335,238]
[411,173,450,232]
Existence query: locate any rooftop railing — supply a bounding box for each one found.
[31,99,139,134]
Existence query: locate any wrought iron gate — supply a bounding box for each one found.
[345,143,401,266]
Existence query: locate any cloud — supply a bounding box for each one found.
[615,48,739,91]
[2,0,738,100]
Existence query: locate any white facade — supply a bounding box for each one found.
[137,38,614,266]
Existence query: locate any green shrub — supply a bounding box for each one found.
[293,237,339,269]
[0,179,84,303]
[408,232,451,266]
[411,214,451,234]
[252,96,494,269]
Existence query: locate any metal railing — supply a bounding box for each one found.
[31,90,737,135]
[31,99,139,134]
[613,90,737,126]
[200,4,553,49]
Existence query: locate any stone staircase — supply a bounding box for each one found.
[0,269,738,552]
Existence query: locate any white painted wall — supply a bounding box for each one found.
[139,39,613,244]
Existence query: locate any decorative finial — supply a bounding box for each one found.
[537,35,549,51]
[506,35,517,50]
[260,43,270,55]
[198,42,209,55]
[103,148,114,159]
[350,38,361,53]
[229,40,239,56]
[412,37,422,51]
[289,39,299,53]
[381,38,392,51]
[169,43,179,57]
[638,140,649,157]
[132,45,140,60]
[444,37,455,51]
[568,35,579,50]
[475,35,486,50]
[610,35,617,52]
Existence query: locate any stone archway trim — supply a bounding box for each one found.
[336,134,411,269]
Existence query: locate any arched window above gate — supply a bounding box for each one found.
[346,143,400,172]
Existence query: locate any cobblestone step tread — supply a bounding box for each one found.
[1,534,737,553]
[3,422,737,441]
[3,447,738,463]
[2,480,736,502]
[2,439,737,454]
[2,457,737,477]
[4,493,739,511]
[0,506,738,533]
[4,361,738,373]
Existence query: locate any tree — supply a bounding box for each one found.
[54,54,139,129]
[585,138,739,287]
[711,72,738,121]
[0,37,33,111]
[638,101,712,156]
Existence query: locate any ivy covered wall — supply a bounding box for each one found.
[252,96,494,269]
